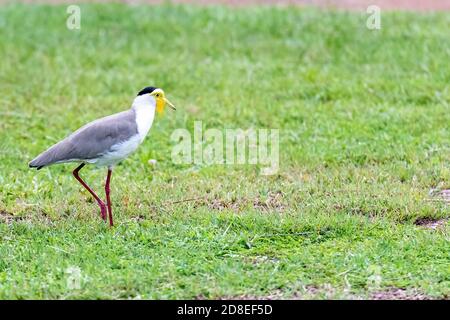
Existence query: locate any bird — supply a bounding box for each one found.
[29,86,176,226]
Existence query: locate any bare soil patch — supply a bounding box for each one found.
[214,286,437,300]
[414,217,448,230]
[370,288,433,300]
[440,189,450,202]
[0,210,20,223]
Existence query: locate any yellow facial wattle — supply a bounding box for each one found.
[156,97,165,114]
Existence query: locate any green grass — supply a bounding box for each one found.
[0,3,449,299]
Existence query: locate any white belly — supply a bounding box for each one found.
[89,134,142,167]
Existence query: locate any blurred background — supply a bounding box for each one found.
[0,0,449,300]
[2,0,450,11]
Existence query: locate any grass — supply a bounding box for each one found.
[0,3,449,299]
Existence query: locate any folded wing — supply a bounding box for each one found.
[29,110,137,170]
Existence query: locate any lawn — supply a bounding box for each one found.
[0,3,449,299]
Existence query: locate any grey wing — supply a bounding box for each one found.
[29,110,137,169]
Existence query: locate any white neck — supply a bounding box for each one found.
[132,95,156,142]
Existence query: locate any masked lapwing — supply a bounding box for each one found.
[29,87,176,226]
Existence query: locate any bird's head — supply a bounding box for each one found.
[134,86,176,114]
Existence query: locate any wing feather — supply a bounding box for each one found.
[29,110,137,169]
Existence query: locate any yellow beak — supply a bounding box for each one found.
[165,98,176,111]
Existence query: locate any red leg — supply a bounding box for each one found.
[72,163,107,221]
[105,168,113,227]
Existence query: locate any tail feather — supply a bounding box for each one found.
[29,152,51,170]
[28,142,64,169]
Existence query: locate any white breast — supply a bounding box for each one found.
[134,96,156,142]
[91,135,142,167]
[89,95,156,168]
